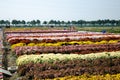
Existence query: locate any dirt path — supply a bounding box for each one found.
[0,28,3,80]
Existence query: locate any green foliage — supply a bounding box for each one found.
[76,26,120,33]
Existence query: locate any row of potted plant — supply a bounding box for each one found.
[7,34,120,43]
[8,36,120,45]
[5,30,77,34]
[6,31,106,39]
[13,43,120,56]
[49,74,120,80]
[16,51,120,66]
[11,40,119,49]
[17,51,120,79]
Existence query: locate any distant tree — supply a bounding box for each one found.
[61,21,65,26]
[49,20,55,25]
[43,21,47,26]
[27,21,31,26]
[118,20,120,26]
[66,21,71,26]
[31,20,36,26]
[57,20,61,26]
[12,20,18,26]
[0,19,119,27]
[71,21,76,26]
[54,20,57,26]
[5,20,10,26]
[77,20,84,27]
[0,20,5,26]
[103,19,110,26]
[116,20,120,26]
[110,20,116,26]
[17,20,21,26]
[91,21,96,26]
[36,20,41,26]
[21,20,26,26]
[101,20,105,26]
[97,20,102,26]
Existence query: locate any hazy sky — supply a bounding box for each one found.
[0,0,120,21]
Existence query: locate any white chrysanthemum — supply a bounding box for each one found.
[16,51,120,66]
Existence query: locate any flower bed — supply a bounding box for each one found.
[5,28,120,79]
[6,31,106,39]
[17,51,120,79]
[14,43,120,56]
[5,29,77,34]
[11,40,119,48]
[7,33,120,45]
[50,74,120,80]
[16,51,120,65]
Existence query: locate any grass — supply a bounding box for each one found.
[76,26,120,33]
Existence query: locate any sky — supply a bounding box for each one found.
[0,0,120,21]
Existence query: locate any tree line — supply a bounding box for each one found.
[0,19,120,27]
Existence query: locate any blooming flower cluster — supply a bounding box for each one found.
[16,51,120,66]
[5,28,120,79]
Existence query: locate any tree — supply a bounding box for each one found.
[91,21,96,26]
[104,19,110,26]
[17,20,21,26]
[0,19,119,27]
[31,20,36,26]
[116,20,120,26]
[36,20,41,26]
[0,20,5,26]
[61,21,65,26]
[21,20,26,26]
[12,20,17,26]
[43,21,47,26]
[66,21,71,26]
[97,20,102,26]
[27,21,31,26]
[111,20,116,26]
[71,21,75,26]
[77,20,84,27]
[57,20,61,26]
[5,20,10,26]
[49,20,55,25]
